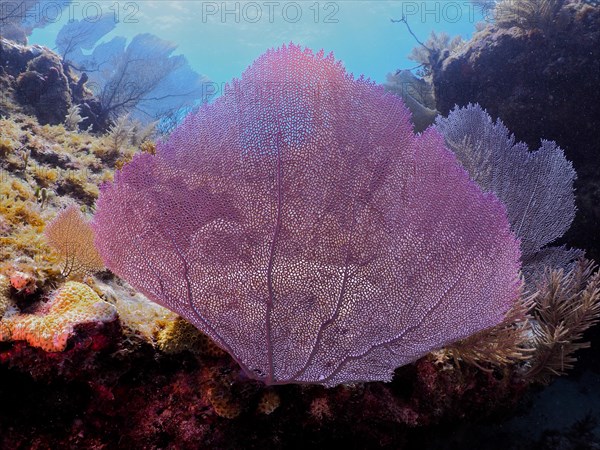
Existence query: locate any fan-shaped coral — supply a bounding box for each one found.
[44,204,105,277]
[93,44,521,386]
[435,104,579,278]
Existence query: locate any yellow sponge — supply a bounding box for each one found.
[156,316,225,357]
[0,281,117,351]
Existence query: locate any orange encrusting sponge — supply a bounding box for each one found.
[0,281,117,352]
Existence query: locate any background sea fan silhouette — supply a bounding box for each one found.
[92,44,521,386]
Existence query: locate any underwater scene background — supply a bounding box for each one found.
[0,0,599,448]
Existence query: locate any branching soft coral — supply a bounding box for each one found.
[526,259,600,383]
[441,290,535,370]
[93,44,521,387]
[494,0,569,33]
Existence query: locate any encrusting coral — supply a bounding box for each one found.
[156,316,226,357]
[91,277,177,341]
[0,281,117,351]
[0,275,13,318]
[257,389,281,415]
[206,384,243,419]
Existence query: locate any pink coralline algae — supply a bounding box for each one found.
[92,44,521,386]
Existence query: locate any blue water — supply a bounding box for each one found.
[30,0,484,85]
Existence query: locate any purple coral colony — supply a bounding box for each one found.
[1,1,600,448]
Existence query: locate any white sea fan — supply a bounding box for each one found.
[435,103,581,279]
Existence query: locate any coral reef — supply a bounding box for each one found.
[156,316,226,357]
[0,337,532,448]
[16,53,72,125]
[92,276,177,341]
[0,62,152,276]
[7,269,37,294]
[0,275,12,317]
[0,31,598,448]
[206,382,244,419]
[0,111,141,299]
[257,389,281,415]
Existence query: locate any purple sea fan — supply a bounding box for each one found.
[92,44,521,387]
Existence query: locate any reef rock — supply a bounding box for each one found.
[0,38,106,131]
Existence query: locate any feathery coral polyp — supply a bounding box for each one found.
[93,44,521,386]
